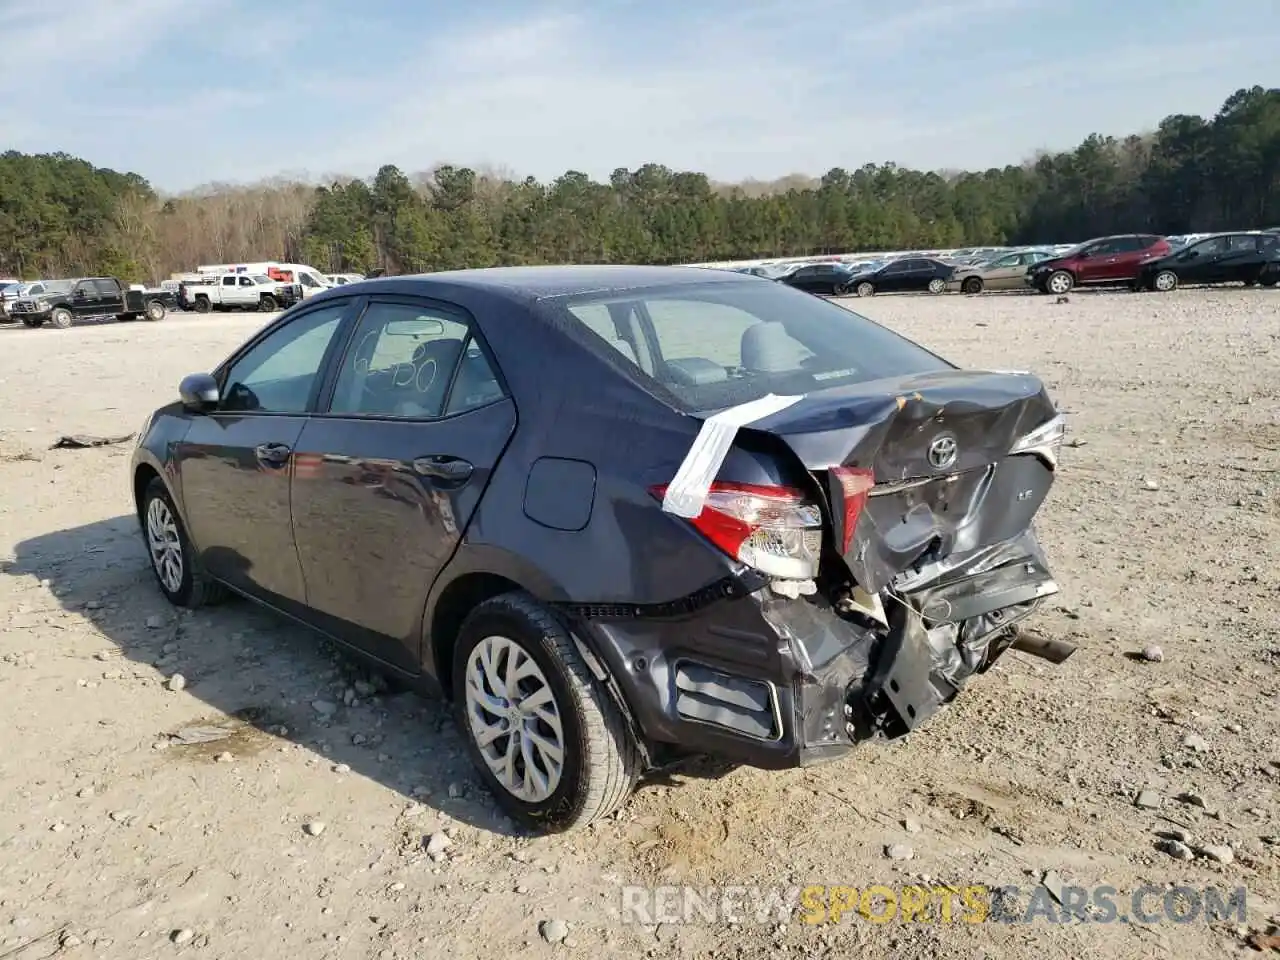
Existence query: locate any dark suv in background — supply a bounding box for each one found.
[1027,234,1170,294]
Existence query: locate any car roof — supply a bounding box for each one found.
[325,265,745,305]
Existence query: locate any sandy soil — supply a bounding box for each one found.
[1,288,1277,960]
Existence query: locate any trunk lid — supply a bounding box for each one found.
[746,369,1060,592]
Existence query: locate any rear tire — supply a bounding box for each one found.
[140,477,227,608]
[145,300,166,321]
[50,307,73,329]
[961,276,984,294]
[1045,270,1074,295]
[452,592,640,833]
[855,281,875,298]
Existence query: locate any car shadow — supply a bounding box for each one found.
[5,514,527,837]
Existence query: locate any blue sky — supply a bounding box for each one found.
[2,0,1277,193]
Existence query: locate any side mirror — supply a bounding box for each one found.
[179,372,220,412]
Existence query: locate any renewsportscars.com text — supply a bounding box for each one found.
[619,883,1248,926]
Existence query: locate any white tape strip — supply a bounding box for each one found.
[661,393,804,518]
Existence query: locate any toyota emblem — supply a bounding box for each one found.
[927,434,958,470]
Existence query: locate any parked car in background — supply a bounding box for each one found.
[131,265,1070,833]
[1026,235,1171,294]
[196,262,332,298]
[776,262,860,295]
[325,273,366,285]
[848,257,957,297]
[1,280,46,321]
[1136,232,1280,291]
[949,249,1056,294]
[8,277,167,328]
[178,273,303,313]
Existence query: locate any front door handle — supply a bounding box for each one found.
[254,442,292,466]
[412,455,473,485]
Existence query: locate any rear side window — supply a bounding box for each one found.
[1227,234,1259,252]
[329,300,503,419]
[560,280,951,413]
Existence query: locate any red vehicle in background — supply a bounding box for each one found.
[1026,234,1171,294]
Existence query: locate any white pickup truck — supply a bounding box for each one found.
[177,272,303,313]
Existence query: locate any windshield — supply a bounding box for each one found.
[558,279,952,413]
[252,275,272,284]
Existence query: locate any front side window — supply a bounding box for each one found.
[560,279,951,413]
[220,302,349,413]
[329,300,502,419]
[1189,237,1225,257]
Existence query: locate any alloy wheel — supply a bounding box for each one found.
[1048,272,1072,294]
[463,635,565,803]
[146,497,184,593]
[1154,271,1177,292]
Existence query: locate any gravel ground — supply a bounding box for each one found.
[0,288,1277,959]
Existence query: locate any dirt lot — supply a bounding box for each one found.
[1,289,1277,959]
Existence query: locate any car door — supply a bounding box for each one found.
[1223,234,1262,283]
[897,259,934,292]
[94,278,124,315]
[1175,237,1225,283]
[981,253,1021,289]
[875,260,909,292]
[71,279,101,319]
[288,296,516,673]
[1072,241,1112,283]
[786,266,817,292]
[1108,236,1155,281]
[173,298,356,608]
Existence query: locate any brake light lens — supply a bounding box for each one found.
[828,466,875,554]
[651,481,823,579]
[1009,413,1066,468]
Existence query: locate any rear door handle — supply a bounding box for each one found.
[254,442,292,465]
[412,455,473,485]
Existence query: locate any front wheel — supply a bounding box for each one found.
[50,307,73,329]
[1045,270,1074,295]
[193,297,211,314]
[258,295,278,312]
[961,276,984,294]
[453,592,640,833]
[1152,270,1178,293]
[855,281,875,298]
[140,477,227,608]
[927,277,946,294]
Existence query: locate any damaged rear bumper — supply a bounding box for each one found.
[573,530,1073,770]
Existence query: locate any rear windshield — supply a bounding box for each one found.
[557,279,952,413]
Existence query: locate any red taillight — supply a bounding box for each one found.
[651,481,823,580]
[828,466,875,554]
